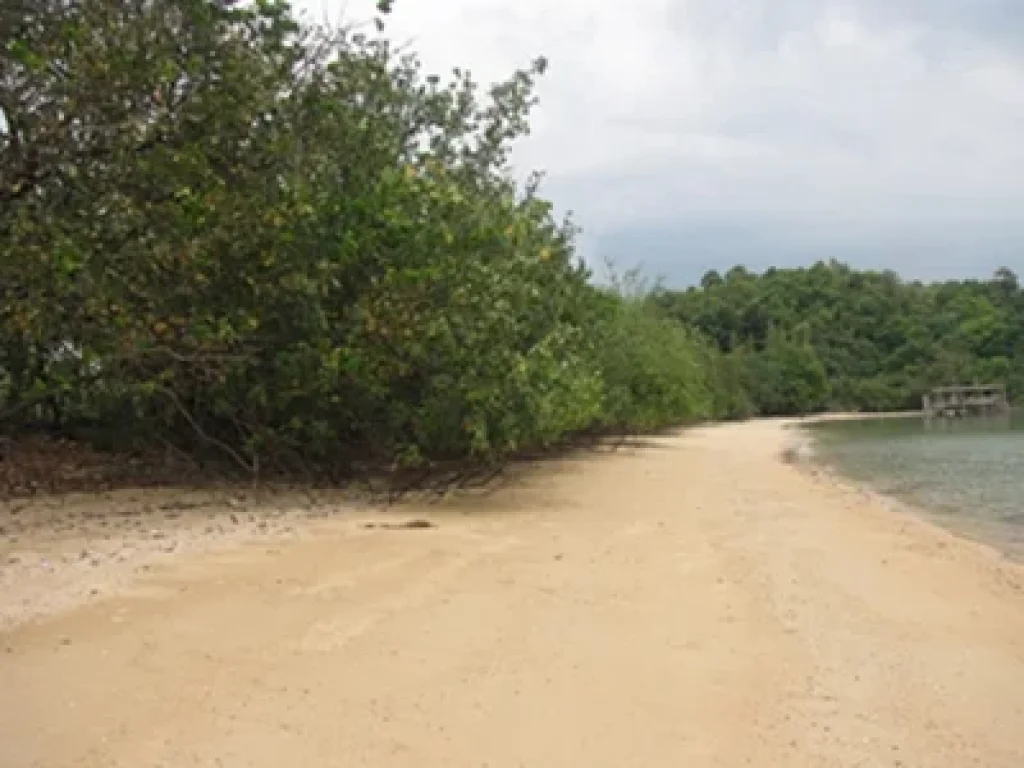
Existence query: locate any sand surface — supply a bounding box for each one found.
[2,419,1024,767]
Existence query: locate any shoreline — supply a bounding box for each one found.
[789,412,1024,564]
[2,412,1020,631]
[2,413,1019,632]
[2,419,1024,766]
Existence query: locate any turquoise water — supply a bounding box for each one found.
[807,412,1024,554]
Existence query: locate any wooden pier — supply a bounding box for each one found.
[922,385,1009,418]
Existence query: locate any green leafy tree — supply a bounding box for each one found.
[1,0,718,481]
[657,261,1024,413]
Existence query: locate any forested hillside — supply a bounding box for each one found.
[654,263,1024,415]
[1,0,722,481]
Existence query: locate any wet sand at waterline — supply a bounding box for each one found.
[3,420,1024,767]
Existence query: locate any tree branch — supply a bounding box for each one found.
[158,385,255,475]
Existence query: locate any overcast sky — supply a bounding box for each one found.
[297,0,1023,286]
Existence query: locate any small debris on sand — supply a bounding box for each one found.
[362,519,435,530]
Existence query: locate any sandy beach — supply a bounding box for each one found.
[2,419,1024,767]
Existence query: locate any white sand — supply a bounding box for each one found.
[2,420,1023,767]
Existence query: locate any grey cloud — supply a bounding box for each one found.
[667,0,820,49]
[670,0,1024,52]
[596,220,1020,287]
[311,0,1024,283]
[866,0,1024,47]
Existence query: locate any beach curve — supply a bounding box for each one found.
[2,419,1023,767]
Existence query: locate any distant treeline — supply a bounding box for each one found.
[1,0,722,478]
[654,262,1024,416]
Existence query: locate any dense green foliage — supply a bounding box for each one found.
[4,1,1017,480]
[655,262,1024,415]
[1,0,718,476]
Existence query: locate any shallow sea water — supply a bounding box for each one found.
[806,411,1024,557]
